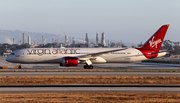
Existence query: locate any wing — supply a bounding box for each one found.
[76,48,127,61]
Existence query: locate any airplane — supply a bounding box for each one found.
[6,24,169,69]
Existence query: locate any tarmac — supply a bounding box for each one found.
[0,72,180,77]
[1,85,180,93]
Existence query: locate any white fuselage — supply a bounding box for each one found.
[6,48,166,64]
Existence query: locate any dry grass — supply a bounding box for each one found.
[1,77,180,102]
[0,93,180,103]
[0,76,180,85]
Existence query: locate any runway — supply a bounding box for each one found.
[0,72,180,77]
[1,85,180,93]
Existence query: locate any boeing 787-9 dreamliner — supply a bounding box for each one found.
[6,24,169,69]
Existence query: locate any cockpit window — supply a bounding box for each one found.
[11,53,15,55]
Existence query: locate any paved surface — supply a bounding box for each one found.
[0,72,180,77]
[1,85,180,93]
[2,56,180,93]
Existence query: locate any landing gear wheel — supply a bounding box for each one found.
[89,65,93,69]
[84,65,87,69]
[18,65,22,69]
[83,65,93,69]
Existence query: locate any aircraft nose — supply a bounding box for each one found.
[6,55,13,62]
[5,56,10,62]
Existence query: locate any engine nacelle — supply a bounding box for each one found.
[60,57,78,67]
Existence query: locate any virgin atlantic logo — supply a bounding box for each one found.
[149,36,162,48]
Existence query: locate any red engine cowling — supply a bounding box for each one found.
[60,57,78,67]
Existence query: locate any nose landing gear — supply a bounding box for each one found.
[18,65,22,69]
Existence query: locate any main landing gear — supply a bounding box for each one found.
[83,59,93,69]
[83,65,93,69]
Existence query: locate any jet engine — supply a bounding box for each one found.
[60,57,79,67]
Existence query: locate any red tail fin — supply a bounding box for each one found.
[140,24,169,50]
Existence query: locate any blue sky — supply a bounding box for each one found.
[0,0,180,44]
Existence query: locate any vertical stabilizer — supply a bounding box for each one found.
[140,24,169,50]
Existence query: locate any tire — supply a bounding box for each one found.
[90,65,93,69]
[84,65,93,69]
[18,65,22,69]
[84,65,87,69]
